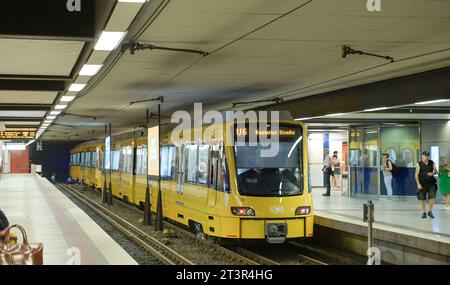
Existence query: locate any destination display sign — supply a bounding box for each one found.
[234,124,302,142]
[0,131,36,140]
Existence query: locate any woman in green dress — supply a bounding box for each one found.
[438,156,450,209]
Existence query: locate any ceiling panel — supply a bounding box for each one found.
[0,91,57,104]
[59,0,450,140]
[0,39,84,76]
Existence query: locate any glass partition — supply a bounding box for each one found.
[350,124,420,197]
[349,127,364,195]
[363,129,380,195]
[380,126,419,196]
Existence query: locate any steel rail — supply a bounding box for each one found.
[57,184,194,265]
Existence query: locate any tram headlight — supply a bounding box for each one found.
[231,207,255,216]
[295,206,311,216]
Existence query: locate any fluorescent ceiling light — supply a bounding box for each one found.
[364,107,388,112]
[295,117,313,121]
[51,110,62,115]
[79,64,102,76]
[55,104,68,110]
[94,31,127,51]
[47,116,56,120]
[44,120,52,124]
[60,96,76,102]
[414,99,449,105]
[324,113,344,117]
[69,84,86,92]
[118,0,147,3]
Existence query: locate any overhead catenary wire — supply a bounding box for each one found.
[267,47,450,102]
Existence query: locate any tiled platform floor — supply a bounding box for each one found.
[313,188,450,244]
[0,174,137,265]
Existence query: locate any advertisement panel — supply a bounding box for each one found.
[104,136,111,170]
[148,126,159,176]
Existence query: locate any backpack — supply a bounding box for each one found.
[388,160,400,177]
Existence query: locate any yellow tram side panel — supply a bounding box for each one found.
[158,120,313,240]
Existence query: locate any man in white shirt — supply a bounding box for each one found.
[323,149,332,196]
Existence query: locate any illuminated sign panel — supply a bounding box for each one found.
[0,131,36,139]
[104,136,111,170]
[148,126,160,176]
[234,124,301,143]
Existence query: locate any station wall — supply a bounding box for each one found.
[421,121,450,203]
[421,121,450,162]
[29,140,85,183]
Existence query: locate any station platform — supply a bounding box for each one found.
[312,189,450,264]
[0,174,137,265]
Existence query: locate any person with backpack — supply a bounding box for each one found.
[381,153,394,196]
[415,151,438,219]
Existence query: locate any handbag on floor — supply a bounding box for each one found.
[0,224,43,265]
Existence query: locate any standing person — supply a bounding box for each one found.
[322,149,332,196]
[415,151,438,218]
[438,156,450,209]
[381,153,394,197]
[332,151,341,190]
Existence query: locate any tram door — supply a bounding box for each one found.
[208,147,218,207]
[176,145,186,201]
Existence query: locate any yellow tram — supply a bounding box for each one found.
[69,119,313,243]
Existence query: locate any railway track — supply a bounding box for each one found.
[62,183,331,265]
[61,183,260,265]
[57,183,194,265]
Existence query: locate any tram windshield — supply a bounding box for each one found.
[234,124,303,197]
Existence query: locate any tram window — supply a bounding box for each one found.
[112,150,120,171]
[187,145,198,183]
[134,146,147,176]
[122,147,133,173]
[161,147,169,178]
[87,152,91,167]
[161,146,175,179]
[217,146,230,192]
[209,149,219,189]
[97,150,102,169]
[89,152,93,167]
[136,147,143,175]
[92,152,96,167]
[197,145,209,185]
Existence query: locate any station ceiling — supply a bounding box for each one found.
[0,0,449,141]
